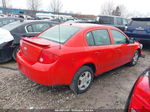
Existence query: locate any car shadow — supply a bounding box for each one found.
[94,65,128,81]
[27,65,129,94]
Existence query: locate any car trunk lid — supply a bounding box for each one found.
[20,37,59,64]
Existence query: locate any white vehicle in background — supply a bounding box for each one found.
[36,13,54,20]
[0,28,14,44]
[36,13,74,21]
[0,14,7,18]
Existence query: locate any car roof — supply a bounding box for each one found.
[0,17,22,20]
[97,15,127,19]
[2,20,59,31]
[62,23,116,29]
[132,18,150,21]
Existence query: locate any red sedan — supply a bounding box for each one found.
[17,23,144,94]
[125,68,150,112]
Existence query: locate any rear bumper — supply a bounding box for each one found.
[0,41,14,63]
[134,38,150,42]
[125,33,150,42]
[16,51,56,85]
[126,33,150,42]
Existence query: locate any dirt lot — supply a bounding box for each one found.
[0,45,150,111]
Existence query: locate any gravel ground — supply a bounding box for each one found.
[0,45,150,111]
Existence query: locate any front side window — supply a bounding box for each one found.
[38,25,81,43]
[111,30,127,44]
[92,29,111,46]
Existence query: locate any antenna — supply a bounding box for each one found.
[58,12,61,49]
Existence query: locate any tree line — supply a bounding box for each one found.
[1,0,63,13]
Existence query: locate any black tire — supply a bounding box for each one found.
[124,86,135,112]
[124,78,139,112]
[128,50,139,66]
[12,46,20,61]
[70,66,94,94]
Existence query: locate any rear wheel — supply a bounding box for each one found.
[128,50,139,66]
[70,66,94,94]
[12,46,20,61]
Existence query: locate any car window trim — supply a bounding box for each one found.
[86,31,95,46]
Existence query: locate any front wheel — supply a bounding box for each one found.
[70,66,94,94]
[128,50,139,66]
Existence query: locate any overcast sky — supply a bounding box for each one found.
[3,0,150,16]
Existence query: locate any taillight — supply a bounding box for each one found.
[38,49,59,64]
[18,50,22,56]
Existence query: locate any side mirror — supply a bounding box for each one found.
[129,37,135,43]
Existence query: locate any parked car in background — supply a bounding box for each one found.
[125,68,150,112]
[0,17,23,27]
[0,20,59,63]
[17,23,144,94]
[0,14,7,18]
[65,19,96,24]
[125,18,150,43]
[0,28,14,63]
[96,15,129,31]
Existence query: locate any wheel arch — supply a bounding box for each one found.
[83,63,96,74]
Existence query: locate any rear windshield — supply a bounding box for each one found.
[130,20,150,27]
[38,25,81,43]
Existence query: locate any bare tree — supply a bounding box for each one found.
[27,0,41,11]
[50,0,63,13]
[100,1,115,15]
[116,5,127,17]
[112,6,121,16]
[1,0,12,14]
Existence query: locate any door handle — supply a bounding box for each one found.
[95,52,101,55]
[116,48,121,52]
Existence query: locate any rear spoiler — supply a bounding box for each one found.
[22,37,50,46]
[132,18,150,21]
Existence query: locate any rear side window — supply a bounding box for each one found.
[92,30,111,46]
[86,32,95,46]
[130,20,150,27]
[27,23,51,33]
[111,30,127,44]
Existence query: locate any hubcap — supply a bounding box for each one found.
[78,71,92,91]
[133,52,139,64]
